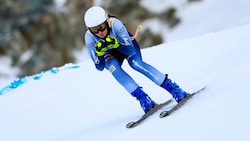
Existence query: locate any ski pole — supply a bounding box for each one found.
[130,25,142,40]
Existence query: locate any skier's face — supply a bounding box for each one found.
[95,28,108,38]
[89,22,108,38]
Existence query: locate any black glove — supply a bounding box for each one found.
[105,35,120,48]
[95,41,107,56]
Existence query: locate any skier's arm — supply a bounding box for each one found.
[112,18,136,56]
[85,32,105,71]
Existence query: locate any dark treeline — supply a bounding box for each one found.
[0,0,200,77]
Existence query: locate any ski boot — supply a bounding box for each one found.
[161,75,187,102]
[131,87,156,113]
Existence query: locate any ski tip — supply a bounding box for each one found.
[126,122,137,128]
[197,86,206,92]
[195,86,206,91]
[159,111,169,118]
[191,86,206,95]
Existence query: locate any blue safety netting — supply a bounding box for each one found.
[0,63,80,95]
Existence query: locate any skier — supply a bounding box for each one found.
[83,6,188,113]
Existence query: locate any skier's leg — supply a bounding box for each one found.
[128,40,187,102]
[105,57,138,93]
[127,39,165,86]
[105,57,155,113]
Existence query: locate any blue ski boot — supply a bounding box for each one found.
[131,87,156,113]
[161,75,187,102]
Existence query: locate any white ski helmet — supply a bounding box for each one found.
[84,6,108,28]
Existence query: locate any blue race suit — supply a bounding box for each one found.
[84,18,166,93]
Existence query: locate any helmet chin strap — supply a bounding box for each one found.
[104,21,110,39]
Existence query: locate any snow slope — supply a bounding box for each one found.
[0,23,250,141]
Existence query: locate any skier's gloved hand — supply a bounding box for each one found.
[95,41,107,56]
[105,35,120,49]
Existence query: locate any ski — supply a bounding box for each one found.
[159,86,206,118]
[126,99,173,128]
